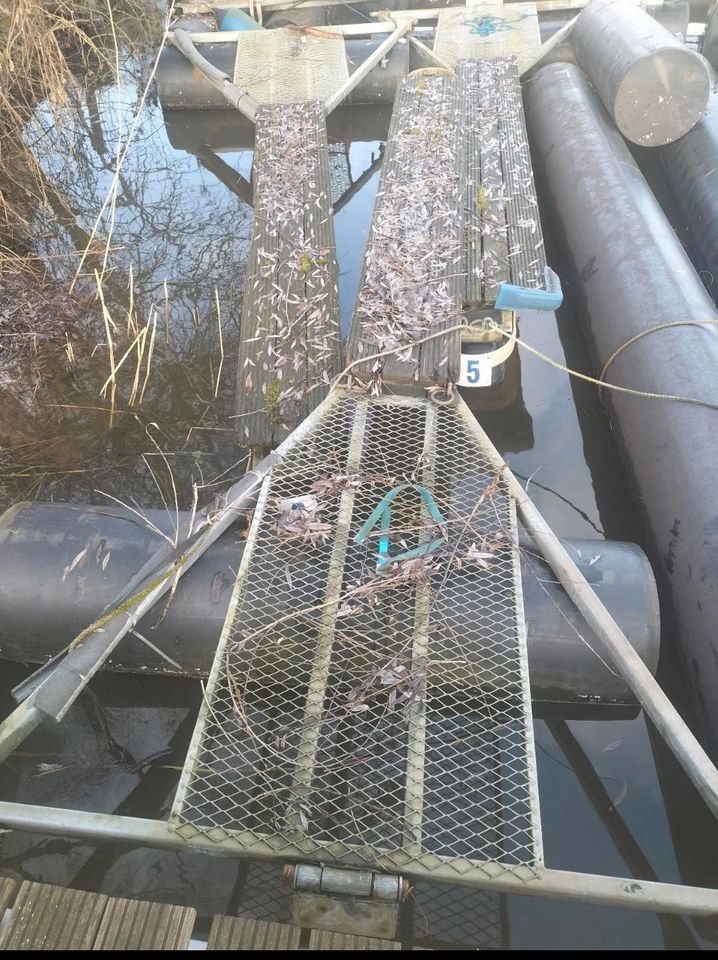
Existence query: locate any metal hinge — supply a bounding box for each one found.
[284,864,408,940]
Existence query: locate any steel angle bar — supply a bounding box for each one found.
[520,17,576,77]
[325,21,414,115]
[408,36,455,72]
[169,471,274,824]
[452,394,718,821]
[187,24,399,42]
[509,480,544,867]
[290,400,369,817]
[402,404,437,856]
[0,801,716,917]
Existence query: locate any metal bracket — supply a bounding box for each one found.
[285,864,405,940]
[495,265,563,312]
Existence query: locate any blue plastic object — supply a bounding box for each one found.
[354,483,446,571]
[220,8,264,30]
[495,265,564,312]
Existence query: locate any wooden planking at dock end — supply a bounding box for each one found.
[235,101,341,449]
[346,70,464,388]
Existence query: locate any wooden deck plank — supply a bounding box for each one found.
[235,101,341,449]
[463,59,510,306]
[92,898,196,950]
[346,70,463,387]
[0,876,17,916]
[458,57,546,306]
[207,916,301,950]
[495,57,546,290]
[0,880,107,950]
[309,930,401,950]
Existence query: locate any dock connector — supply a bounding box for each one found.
[284,864,405,940]
[495,265,563,312]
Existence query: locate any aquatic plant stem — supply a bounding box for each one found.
[70,2,176,293]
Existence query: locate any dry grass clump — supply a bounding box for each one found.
[0,252,98,491]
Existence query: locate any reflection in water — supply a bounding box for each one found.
[1,61,254,511]
[0,48,716,951]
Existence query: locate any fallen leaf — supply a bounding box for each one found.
[609,781,628,809]
[62,546,88,581]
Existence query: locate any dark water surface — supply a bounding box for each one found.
[0,61,717,950]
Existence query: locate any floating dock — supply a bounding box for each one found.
[235,101,341,448]
[346,70,464,385]
[5,1,718,949]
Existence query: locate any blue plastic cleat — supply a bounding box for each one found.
[495,265,564,312]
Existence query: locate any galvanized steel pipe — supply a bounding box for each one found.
[0,800,717,916]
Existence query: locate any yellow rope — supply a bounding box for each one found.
[599,319,718,383]
[334,319,718,412]
[497,324,718,413]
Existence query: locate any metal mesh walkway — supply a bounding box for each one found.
[172,391,542,883]
[434,2,541,74]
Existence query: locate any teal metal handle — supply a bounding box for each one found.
[495,265,563,312]
[354,484,446,571]
[220,8,264,30]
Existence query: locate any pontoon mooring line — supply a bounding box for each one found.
[491,323,718,414]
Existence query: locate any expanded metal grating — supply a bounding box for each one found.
[232,28,349,106]
[435,3,541,74]
[410,882,505,948]
[171,391,542,883]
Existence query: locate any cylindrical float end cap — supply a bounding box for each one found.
[614,48,711,146]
